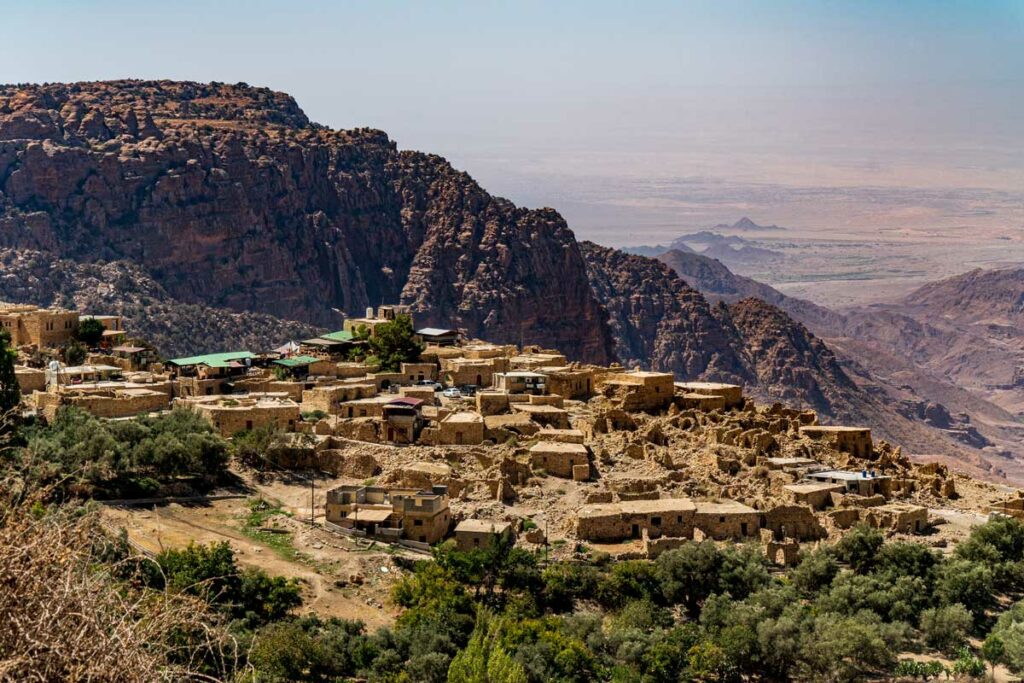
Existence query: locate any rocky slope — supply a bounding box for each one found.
[0,248,320,357]
[653,248,1024,480]
[0,80,614,363]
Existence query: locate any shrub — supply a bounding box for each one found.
[919,604,973,653]
[833,524,884,573]
[74,318,106,346]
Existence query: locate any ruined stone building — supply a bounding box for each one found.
[799,425,873,458]
[599,371,675,412]
[529,441,590,480]
[675,381,744,409]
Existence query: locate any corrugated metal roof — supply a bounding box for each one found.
[168,351,253,367]
[417,327,457,336]
[272,355,322,368]
[320,329,354,342]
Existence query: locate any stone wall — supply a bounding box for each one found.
[529,442,588,478]
[14,366,45,394]
[191,399,301,436]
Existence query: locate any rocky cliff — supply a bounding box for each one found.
[0,80,614,363]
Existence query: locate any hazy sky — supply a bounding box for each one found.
[4,1,1023,242]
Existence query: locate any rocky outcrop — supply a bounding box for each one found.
[580,242,749,383]
[0,80,614,363]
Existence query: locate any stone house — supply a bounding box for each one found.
[401,362,437,384]
[798,425,873,458]
[509,351,568,370]
[437,411,485,445]
[864,504,929,534]
[493,371,548,395]
[416,327,460,346]
[301,383,378,415]
[674,382,744,409]
[443,357,509,388]
[454,519,514,551]
[509,402,570,428]
[577,499,697,541]
[14,366,46,394]
[382,398,424,444]
[110,345,155,371]
[342,305,415,338]
[179,393,300,437]
[338,395,396,419]
[541,366,595,400]
[763,456,819,471]
[762,505,826,541]
[987,493,1024,520]
[0,303,79,349]
[529,441,589,479]
[805,470,891,497]
[271,355,335,379]
[783,482,845,510]
[600,371,675,412]
[325,484,451,545]
[34,386,169,420]
[535,428,586,444]
[678,393,727,411]
[168,351,255,397]
[693,501,761,540]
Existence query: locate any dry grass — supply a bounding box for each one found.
[0,474,241,682]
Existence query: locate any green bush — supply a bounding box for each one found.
[74,318,106,346]
[920,604,973,653]
[25,407,230,495]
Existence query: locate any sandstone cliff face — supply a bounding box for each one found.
[0,80,614,363]
[579,242,750,383]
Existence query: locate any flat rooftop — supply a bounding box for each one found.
[694,501,757,514]
[529,442,588,454]
[765,457,818,466]
[579,498,698,517]
[443,411,483,424]
[455,519,512,534]
[784,482,844,494]
[675,381,742,391]
[807,470,890,482]
[510,404,567,415]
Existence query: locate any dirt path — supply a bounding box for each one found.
[102,498,399,628]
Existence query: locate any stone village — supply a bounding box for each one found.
[4,300,997,563]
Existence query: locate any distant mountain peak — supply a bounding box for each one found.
[714,217,785,231]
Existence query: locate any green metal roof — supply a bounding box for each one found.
[168,351,254,367]
[320,329,354,342]
[272,355,322,368]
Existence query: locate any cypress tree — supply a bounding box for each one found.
[0,330,19,413]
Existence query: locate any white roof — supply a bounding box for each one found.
[807,470,889,482]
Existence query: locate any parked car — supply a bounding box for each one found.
[442,387,462,399]
[417,380,444,391]
[459,384,478,397]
